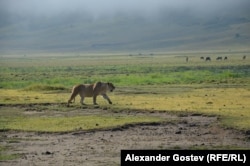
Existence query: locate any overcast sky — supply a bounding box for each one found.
[0,0,249,52]
[1,0,249,18]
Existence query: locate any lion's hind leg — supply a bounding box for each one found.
[67,91,78,106]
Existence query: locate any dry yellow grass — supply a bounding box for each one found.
[1,86,249,130]
[0,89,66,104]
[114,87,250,130]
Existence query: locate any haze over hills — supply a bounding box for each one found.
[0,0,250,54]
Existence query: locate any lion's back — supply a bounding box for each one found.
[72,84,94,97]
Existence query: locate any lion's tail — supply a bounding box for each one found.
[67,90,78,106]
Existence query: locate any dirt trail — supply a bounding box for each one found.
[1,107,250,166]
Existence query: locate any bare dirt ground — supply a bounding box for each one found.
[1,106,250,166]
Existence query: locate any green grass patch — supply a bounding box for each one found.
[0,145,20,161]
[220,115,250,131]
[0,115,162,132]
[24,84,68,91]
[189,145,249,150]
[0,54,249,89]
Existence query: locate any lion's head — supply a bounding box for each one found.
[107,82,115,92]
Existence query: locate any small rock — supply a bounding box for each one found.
[42,151,53,155]
[189,123,197,127]
[245,130,250,135]
[175,131,181,134]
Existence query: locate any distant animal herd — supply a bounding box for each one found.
[196,55,246,62]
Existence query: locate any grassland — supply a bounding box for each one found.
[0,51,250,132]
[0,51,250,162]
[1,52,249,88]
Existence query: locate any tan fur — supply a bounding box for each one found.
[67,82,115,106]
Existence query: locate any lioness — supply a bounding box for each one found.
[67,82,115,106]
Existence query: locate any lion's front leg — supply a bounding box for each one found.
[79,93,85,105]
[80,97,86,105]
[102,94,112,104]
[93,95,98,105]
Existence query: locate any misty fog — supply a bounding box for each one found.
[2,0,249,18]
[0,0,250,52]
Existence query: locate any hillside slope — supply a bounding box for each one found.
[0,6,250,53]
